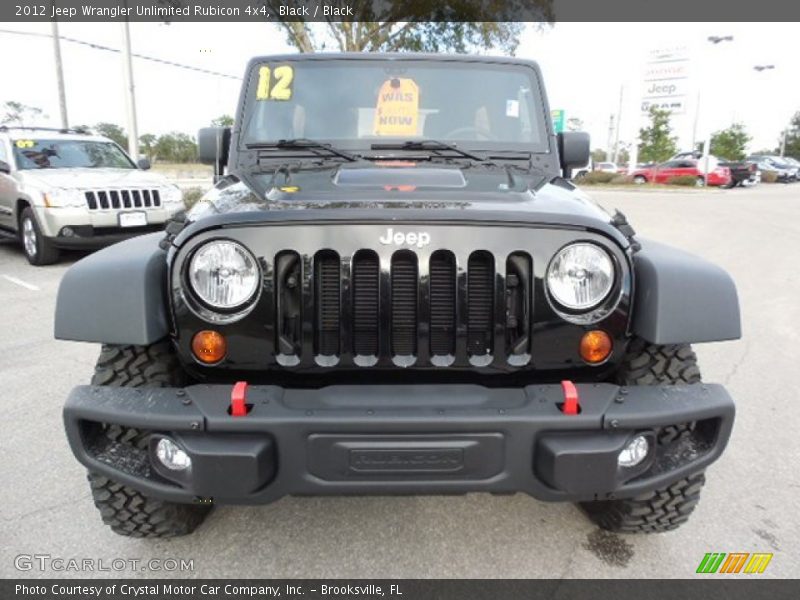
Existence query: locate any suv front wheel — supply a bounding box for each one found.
[20,207,60,266]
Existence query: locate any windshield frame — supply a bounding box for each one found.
[11,138,137,170]
[236,55,553,157]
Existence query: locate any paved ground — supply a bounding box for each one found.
[1,184,798,579]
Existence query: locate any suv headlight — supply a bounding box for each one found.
[547,243,614,310]
[188,240,260,310]
[161,185,183,205]
[44,188,84,208]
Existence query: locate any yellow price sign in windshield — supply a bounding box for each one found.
[15,139,35,149]
[255,65,294,101]
[373,78,419,136]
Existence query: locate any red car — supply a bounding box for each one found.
[632,159,732,186]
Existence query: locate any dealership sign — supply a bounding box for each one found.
[641,45,690,115]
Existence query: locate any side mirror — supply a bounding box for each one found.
[0,160,10,174]
[198,127,231,182]
[137,157,151,170]
[557,131,590,178]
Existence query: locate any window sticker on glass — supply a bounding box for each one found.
[255,64,294,101]
[15,140,35,149]
[506,100,520,118]
[373,77,419,136]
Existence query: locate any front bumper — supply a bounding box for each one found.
[63,382,734,505]
[34,205,179,240]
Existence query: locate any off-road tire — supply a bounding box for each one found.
[579,337,706,533]
[86,341,211,538]
[20,207,59,266]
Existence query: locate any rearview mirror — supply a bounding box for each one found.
[0,160,10,174]
[557,131,590,178]
[137,157,151,170]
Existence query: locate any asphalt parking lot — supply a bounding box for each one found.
[1,183,798,579]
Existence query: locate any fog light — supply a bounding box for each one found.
[192,330,227,364]
[618,435,649,468]
[61,226,74,237]
[155,438,191,471]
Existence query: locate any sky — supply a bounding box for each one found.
[1,21,798,154]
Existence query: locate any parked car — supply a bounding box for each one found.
[56,52,740,539]
[631,159,732,186]
[594,162,619,173]
[671,151,754,188]
[746,155,797,182]
[0,126,185,265]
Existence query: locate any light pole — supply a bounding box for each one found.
[752,65,785,155]
[120,19,140,161]
[50,3,69,129]
[698,35,734,182]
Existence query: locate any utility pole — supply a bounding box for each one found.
[606,114,615,162]
[120,18,140,161]
[780,128,787,157]
[51,18,69,129]
[700,35,734,182]
[612,85,623,164]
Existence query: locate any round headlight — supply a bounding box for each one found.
[189,241,260,310]
[547,243,614,310]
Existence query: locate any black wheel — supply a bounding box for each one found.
[695,176,706,187]
[633,175,647,184]
[19,207,59,266]
[86,341,211,538]
[579,338,706,533]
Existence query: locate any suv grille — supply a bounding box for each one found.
[271,249,532,368]
[84,189,162,210]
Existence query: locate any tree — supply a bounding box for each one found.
[94,123,128,149]
[2,101,45,126]
[710,123,751,160]
[267,3,553,55]
[781,111,800,159]
[139,133,157,161]
[638,107,677,164]
[154,132,197,163]
[591,149,606,163]
[211,115,234,127]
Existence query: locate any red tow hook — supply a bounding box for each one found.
[560,380,580,415]
[231,381,249,417]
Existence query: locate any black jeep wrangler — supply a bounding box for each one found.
[56,53,740,538]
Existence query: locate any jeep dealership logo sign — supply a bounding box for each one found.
[379,228,431,248]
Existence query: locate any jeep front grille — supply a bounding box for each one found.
[272,249,533,368]
[84,189,162,210]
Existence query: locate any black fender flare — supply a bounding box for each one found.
[632,238,741,345]
[54,233,169,345]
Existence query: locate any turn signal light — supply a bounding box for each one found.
[192,330,227,364]
[579,330,612,364]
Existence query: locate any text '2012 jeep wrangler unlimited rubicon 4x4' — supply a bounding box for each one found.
[56,54,740,538]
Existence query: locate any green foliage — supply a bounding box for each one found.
[782,111,800,159]
[154,132,197,163]
[211,115,234,127]
[578,171,618,184]
[591,148,606,163]
[1,101,45,126]
[610,174,634,185]
[94,123,128,148]
[269,5,553,55]
[638,107,678,164]
[139,133,157,161]
[182,187,205,209]
[710,123,751,160]
[666,175,701,186]
[616,148,630,166]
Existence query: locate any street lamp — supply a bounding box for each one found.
[698,35,734,182]
[753,65,786,156]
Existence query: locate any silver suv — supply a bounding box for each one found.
[0,126,184,265]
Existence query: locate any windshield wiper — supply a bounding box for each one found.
[370,139,486,162]
[246,139,358,162]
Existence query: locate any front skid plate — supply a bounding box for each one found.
[63,382,734,504]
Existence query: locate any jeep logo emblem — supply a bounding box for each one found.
[379,228,431,248]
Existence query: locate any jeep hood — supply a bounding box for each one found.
[19,167,172,190]
[180,163,628,247]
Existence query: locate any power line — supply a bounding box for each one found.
[0,28,242,80]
